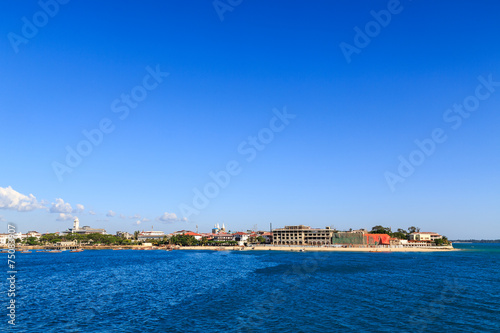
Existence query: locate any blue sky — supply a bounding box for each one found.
[1,0,499,239]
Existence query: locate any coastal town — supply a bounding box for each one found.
[1,217,453,252]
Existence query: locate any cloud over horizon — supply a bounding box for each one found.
[50,198,73,214]
[56,213,74,221]
[0,186,45,212]
[157,212,187,223]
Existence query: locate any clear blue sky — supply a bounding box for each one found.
[1,0,499,239]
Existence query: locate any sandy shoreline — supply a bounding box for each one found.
[4,245,458,252]
[178,245,459,252]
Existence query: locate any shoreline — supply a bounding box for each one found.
[178,245,459,252]
[2,245,458,252]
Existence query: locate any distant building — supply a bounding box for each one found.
[61,217,106,235]
[72,226,107,235]
[233,232,249,245]
[212,233,234,242]
[138,230,165,241]
[0,234,9,245]
[212,223,226,234]
[116,231,133,239]
[273,225,336,245]
[182,232,202,240]
[26,231,42,239]
[409,232,442,242]
[331,232,391,246]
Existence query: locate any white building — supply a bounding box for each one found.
[409,232,442,242]
[138,230,165,241]
[0,234,10,245]
[61,217,106,235]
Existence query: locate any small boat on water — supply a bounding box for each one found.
[49,250,62,253]
[113,248,124,250]
[20,250,32,253]
[70,249,84,253]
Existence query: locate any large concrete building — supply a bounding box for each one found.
[272,225,335,245]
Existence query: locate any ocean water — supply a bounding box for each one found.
[2,244,499,332]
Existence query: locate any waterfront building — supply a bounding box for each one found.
[233,232,249,245]
[273,225,336,245]
[182,232,202,240]
[409,232,442,242]
[0,234,9,245]
[212,233,234,242]
[61,217,106,235]
[138,230,165,241]
[331,232,391,246]
[259,232,273,244]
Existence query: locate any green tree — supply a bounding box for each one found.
[370,225,392,234]
[408,226,421,234]
[25,237,39,245]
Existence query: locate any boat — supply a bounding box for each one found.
[70,249,84,253]
[49,250,62,253]
[113,248,124,250]
[20,250,32,253]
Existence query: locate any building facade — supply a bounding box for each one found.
[272,225,335,245]
[409,232,442,241]
[138,230,165,241]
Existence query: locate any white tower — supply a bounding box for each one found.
[73,217,80,231]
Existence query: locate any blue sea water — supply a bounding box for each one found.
[2,244,500,332]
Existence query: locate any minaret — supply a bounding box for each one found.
[73,217,80,231]
[222,223,225,231]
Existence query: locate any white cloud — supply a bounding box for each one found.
[56,213,74,221]
[50,198,73,214]
[89,210,96,215]
[157,212,186,223]
[130,214,141,219]
[135,220,141,225]
[119,214,126,219]
[0,186,44,212]
[74,204,85,213]
[106,210,116,217]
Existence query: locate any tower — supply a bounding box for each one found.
[73,217,80,231]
